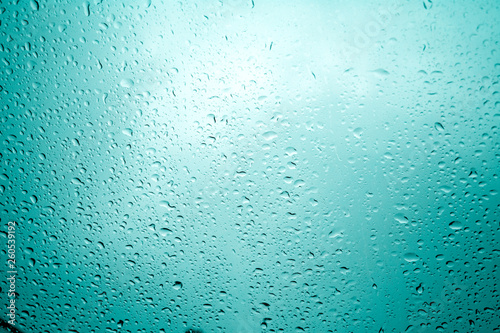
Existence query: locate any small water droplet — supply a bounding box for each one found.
[30,0,39,11]
[449,221,463,230]
[434,122,444,131]
[403,252,419,262]
[120,78,134,88]
[394,213,408,224]
[122,128,133,136]
[83,1,91,16]
[262,131,278,141]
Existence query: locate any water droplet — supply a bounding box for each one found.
[120,79,134,88]
[371,68,389,76]
[82,1,90,16]
[394,213,408,224]
[353,127,363,138]
[122,128,133,136]
[449,221,463,230]
[262,131,278,141]
[403,252,419,262]
[30,0,39,11]
[434,122,444,131]
[159,228,172,236]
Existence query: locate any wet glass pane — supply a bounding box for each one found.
[1,0,499,332]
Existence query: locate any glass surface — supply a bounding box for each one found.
[1,0,499,332]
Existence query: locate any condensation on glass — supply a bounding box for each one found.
[0,0,499,332]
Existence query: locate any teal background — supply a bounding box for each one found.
[1,0,499,332]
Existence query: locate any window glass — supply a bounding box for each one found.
[1,1,499,332]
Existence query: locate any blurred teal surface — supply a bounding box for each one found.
[0,0,499,332]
